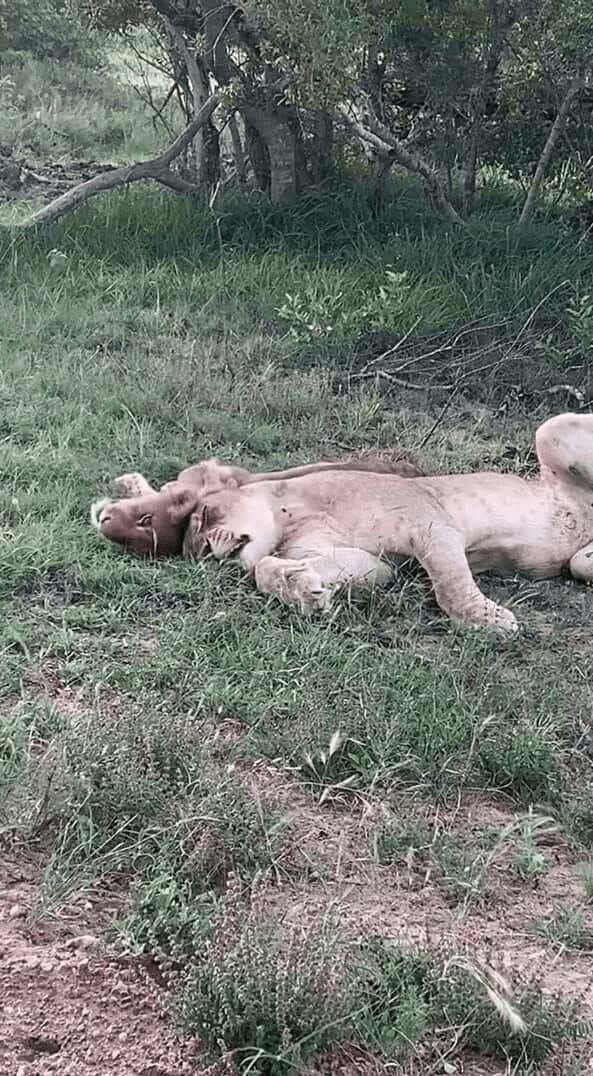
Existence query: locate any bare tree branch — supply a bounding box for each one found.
[161,14,212,184]
[340,108,465,226]
[519,75,586,227]
[17,96,221,229]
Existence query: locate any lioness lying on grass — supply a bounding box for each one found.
[92,413,593,634]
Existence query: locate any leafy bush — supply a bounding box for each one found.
[355,939,581,1067]
[0,0,100,66]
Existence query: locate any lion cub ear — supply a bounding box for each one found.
[166,487,199,524]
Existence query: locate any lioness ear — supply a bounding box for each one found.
[166,488,199,525]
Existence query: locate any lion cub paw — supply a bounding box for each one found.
[255,558,333,613]
[113,472,154,498]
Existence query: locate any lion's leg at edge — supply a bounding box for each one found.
[413,525,518,634]
[112,473,156,498]
[535,413,593,487]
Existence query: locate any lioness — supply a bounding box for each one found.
[161,412,593,634]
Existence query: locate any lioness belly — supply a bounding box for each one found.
[465,532,580,579]
[466,545,566,578]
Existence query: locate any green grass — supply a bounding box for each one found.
[532,906,593,952]
[0,44,176,165]
[2,177,593,1071]
[173,884,584,1074]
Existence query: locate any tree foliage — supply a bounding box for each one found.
[9,0,593,226]
[0,0,100,64]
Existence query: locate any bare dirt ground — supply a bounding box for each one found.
[2,659,593,1074]
[0,854,205,1076]
[3,787,592,1076]
[248,764,593,1013]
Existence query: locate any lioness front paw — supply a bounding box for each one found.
[113,472,154,498]
[286,564,333,613]
[483,600,518,637]
[255,558,333,613]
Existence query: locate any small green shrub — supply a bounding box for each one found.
[175,875,353,1073]
[355,939,580,1067]
[116,862,217,953]
[354,940,439,1057]
[532,906,593,951]
[579,861,593,901]
[372,818,433,865]
[478,720,561,799]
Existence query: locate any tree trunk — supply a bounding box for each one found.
[242,106,298,202]
[369,153,395,216]
[201,120,221,190]
[265,120,297,202]
[162,17,215,192]
[309,112,334,185]
[519,76,585,227]
[461,0,511,218]
[228,114,247,188]
[292,116,310,193]
[244,119,270,193]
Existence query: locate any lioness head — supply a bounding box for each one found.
[91,486,202,558]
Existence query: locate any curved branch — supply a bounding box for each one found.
[17,95,221,230]
[518,76,586,227]
[339,109,465,227]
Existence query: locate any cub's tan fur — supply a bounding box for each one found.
[178,413,593,634]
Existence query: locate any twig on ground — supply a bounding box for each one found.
[416,383,462,450]
[354,317,422,377]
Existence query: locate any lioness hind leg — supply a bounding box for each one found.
[413,525,518,635]
[535,413,593,487]
[569,540,593,583]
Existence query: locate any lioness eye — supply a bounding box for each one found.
[137,514,152,527]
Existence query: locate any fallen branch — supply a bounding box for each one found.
[547,383,586,406]
[17,95,221,229]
